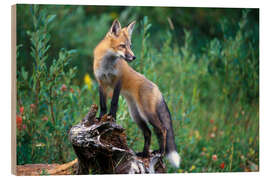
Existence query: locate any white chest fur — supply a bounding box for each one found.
[95,52,120,85]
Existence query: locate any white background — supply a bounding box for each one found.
[1,0,269,179]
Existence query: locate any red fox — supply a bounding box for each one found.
[93,19,180,167]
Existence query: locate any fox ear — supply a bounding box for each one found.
[109,19,121,37]
[127,21,136,37]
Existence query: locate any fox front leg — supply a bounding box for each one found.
[98,86,107,119]
[109,80,122,120]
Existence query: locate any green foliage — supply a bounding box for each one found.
[117,10,259,173]
[16,5,94,164]
[16,5,258,173]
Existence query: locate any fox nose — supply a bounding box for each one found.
[132,56,136,60]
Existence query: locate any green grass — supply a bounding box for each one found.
[16,5,259,173]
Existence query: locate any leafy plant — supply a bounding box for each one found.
[16,5,88,164]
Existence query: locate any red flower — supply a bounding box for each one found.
[16,115,22,129]
[22,124,27,130]
[210,119,214,124]
[19,106,24,114]
[30,104,36,109]
[212,154,218,161]
[42,116,48,121]
[61,84,67,92]
[70,88,74,93]
[220,162,225,169]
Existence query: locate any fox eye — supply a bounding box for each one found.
[119,44,126,48]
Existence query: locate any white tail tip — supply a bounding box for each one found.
[167,151,181,168]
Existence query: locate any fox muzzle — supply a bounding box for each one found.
[123,55,136,62]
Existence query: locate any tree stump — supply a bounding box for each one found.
[69,104,166,174]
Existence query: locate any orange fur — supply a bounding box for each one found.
[92,20,180,167]
[93,20,162,110]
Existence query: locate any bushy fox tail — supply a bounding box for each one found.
[157,98,181,168]
[167,150,181,168]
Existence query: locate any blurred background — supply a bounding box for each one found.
[16,4,259,173]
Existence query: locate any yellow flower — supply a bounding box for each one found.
[249,148,255,156]
[110,12,118,19]
[36,143,45,147]
[178,169,184,173]
[195,130,200,140]
[249,137,253,144]
[84,74,92,90]
[189,165,196,171]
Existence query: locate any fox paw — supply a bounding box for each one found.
[152,149,165,156]
[107,114,116,122]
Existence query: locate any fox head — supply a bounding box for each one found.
[105,19,136,62]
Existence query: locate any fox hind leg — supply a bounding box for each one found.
[127,100,151,157]
[146,113,167,156]
[135,118,151,157]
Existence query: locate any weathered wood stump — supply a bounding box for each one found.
[16,159,78,175]
[69,104,166,174]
